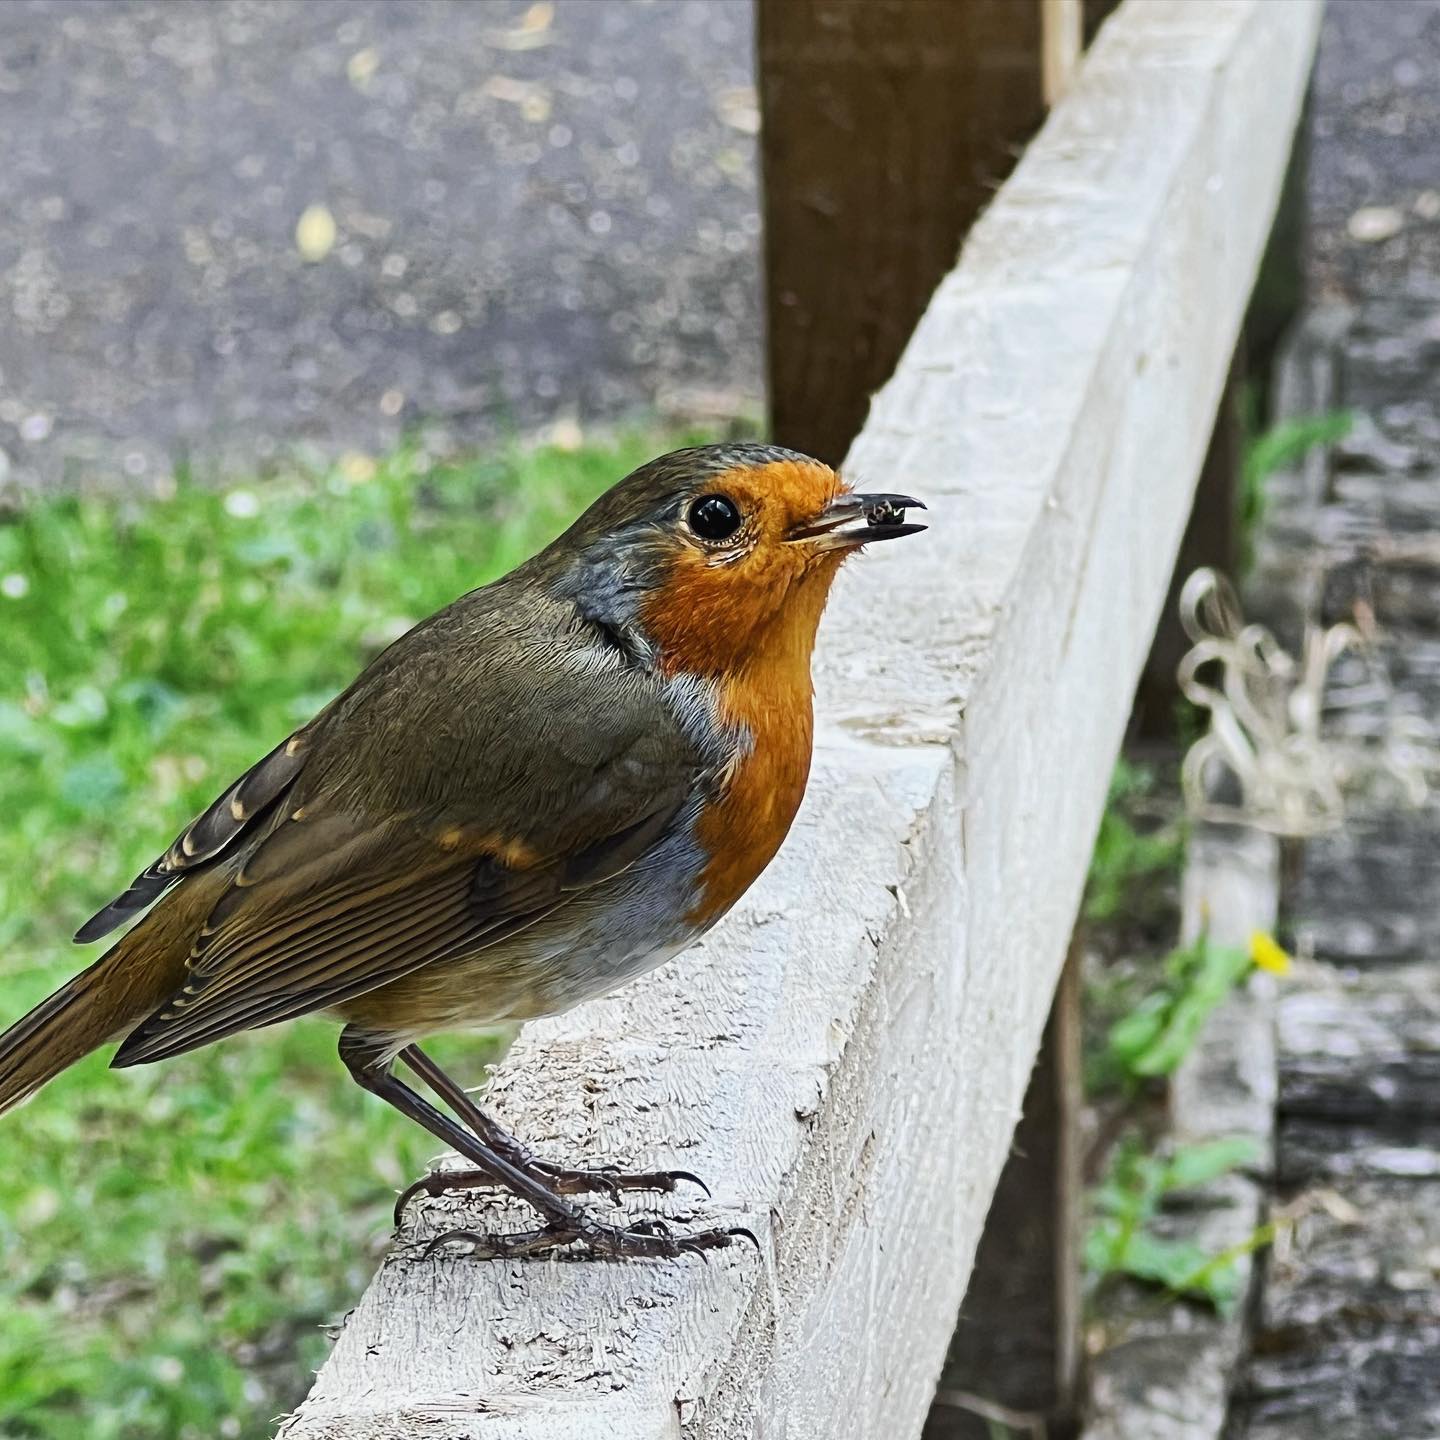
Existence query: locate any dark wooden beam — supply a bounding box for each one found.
[757,0,1048,464]
[1132,347,1246,737]
[924,944,1084,1440]
[1081,0,1121,47]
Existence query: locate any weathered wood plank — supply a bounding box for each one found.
[1236,1175,1440,1440]
[1278,976,1440,1122]
[1132,349,1244,736]
[282,4,1321,1436]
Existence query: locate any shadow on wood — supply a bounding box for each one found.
[924,944,1083,1440]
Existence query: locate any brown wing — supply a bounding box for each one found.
[110,782,687,1067]
[74,727,317,944]
[94,581,722,1067]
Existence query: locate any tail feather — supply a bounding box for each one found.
[0,913,194,1117]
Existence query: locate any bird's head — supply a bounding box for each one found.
[535,443,925,676]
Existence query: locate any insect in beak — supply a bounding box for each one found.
[786,492,928,548]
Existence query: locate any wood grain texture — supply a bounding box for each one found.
[758,0,1046,464]
[281,4,1321,1436]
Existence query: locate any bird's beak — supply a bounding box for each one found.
[786,492,928,549]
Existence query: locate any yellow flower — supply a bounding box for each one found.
[1249,931,1291,976]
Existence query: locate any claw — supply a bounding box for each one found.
[534,1162,709,1201]
[423,1227,481,1260]
[667,1170,711,1199]
[415,1214,751,1263]
[423,1225,577,1261]
[393,1167,499,1229]
[394,1174,440,1228]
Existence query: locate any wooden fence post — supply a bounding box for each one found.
[756,0,1048,464]
[758,5,1092,1434]
[1132,104,1310,736]
[925,943,1084,1440]
[1125,2,1309,736]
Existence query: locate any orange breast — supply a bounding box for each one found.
[688,662,815,927]
[633,466,843,929]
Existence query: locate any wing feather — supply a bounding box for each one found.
[91,591,718,1067]
[111,784,688,1067]
[75,729,314,943]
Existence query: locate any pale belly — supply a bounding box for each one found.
[337,824,712,1040]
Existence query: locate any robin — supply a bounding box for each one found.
[0,443,924,1259]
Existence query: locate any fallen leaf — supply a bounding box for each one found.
[295,203,337,262]
[1346,205,1404,243]
[482,75,552,122]
[716,85,760,135]
[483,1,555,51]
[347,48,379,88]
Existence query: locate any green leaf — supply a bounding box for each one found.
[1085,1135,1263,1316]
[1162,1136,1260,1190]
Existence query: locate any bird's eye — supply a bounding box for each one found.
[687,494,743,542]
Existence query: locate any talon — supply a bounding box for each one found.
[533,1161,706,1200]
[423,1227,485,1260]
[422,1224,582,1261]
[393,1174,439,1228]
[393,1167,499,1229]
[408,1200,748,1263]
[668,1169,711,1199]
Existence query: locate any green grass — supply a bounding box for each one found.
[1238,402,1353,569]
[0,430,704,1439]
[1084,759,1186,927]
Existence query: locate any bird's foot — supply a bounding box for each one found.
[537,1160,710,1200]
[394,1162,708,1226]
[422,1215,758,1262]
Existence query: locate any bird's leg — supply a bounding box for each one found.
[339,1028,746,1261]
[393,1042,708,1222]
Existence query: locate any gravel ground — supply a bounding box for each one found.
[0,0,761,489]
[0,0,1435,490]
[1308,0,1440,300]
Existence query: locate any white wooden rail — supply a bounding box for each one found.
[281,3,1321,1435]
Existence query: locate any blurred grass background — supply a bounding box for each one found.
[0,429,705,1439]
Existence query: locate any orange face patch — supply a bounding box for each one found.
[639,458,851,680]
